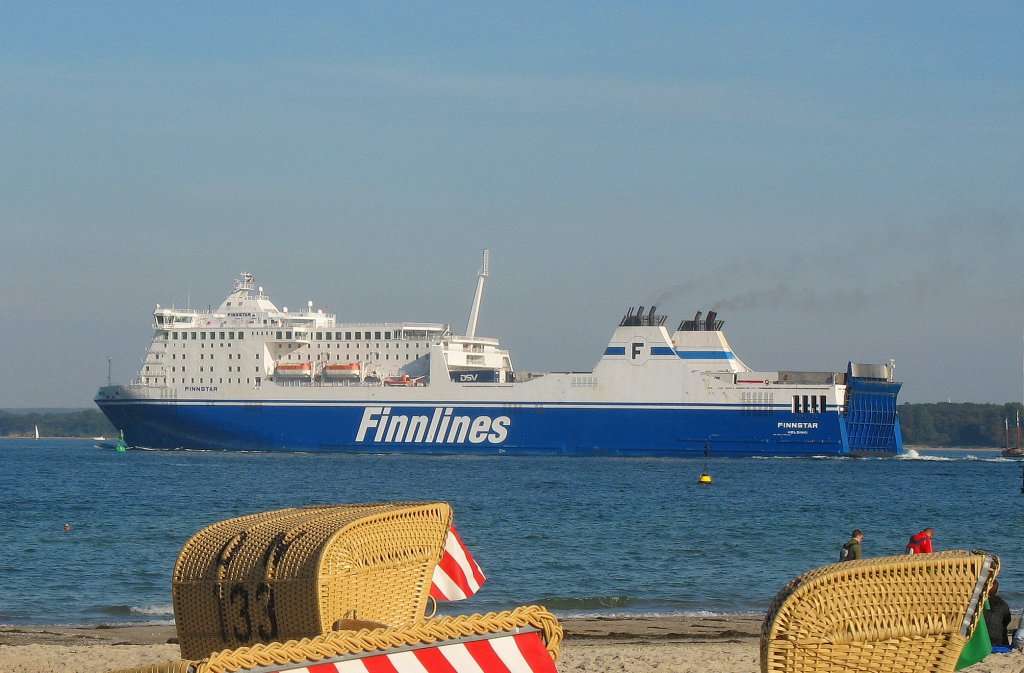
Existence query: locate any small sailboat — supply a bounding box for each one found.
[34,425,40,439]
[115,430,128,453]
[1002,411,1023,458]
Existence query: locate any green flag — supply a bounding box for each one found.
[955,601,992,670]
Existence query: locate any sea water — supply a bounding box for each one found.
[1,439,1021,626]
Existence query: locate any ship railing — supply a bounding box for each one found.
[677,319,725,331]
[155,306,208,317]
[271,378,393,388]
[340,320,448,331]
[118,382,178,399]
[401,321,449,330]
[444,336,501,349]
[773,371,842,385]
[154,318,271,330]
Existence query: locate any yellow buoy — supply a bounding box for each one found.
[698,441,713,484]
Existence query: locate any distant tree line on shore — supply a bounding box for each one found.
[0,409,115,438]
[1,403,1022,447]
[898,402,1024,447]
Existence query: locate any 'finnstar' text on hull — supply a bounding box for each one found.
[94,252,903,456]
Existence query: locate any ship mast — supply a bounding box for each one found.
[465,249,489,338]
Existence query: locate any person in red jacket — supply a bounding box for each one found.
[906,527,934,554]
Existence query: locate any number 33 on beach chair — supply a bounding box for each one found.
[109,503,562,673]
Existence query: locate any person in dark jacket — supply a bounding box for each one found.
[985,579,1012,647]
[840,529,863,561]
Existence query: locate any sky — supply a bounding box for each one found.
[1,2,1022,408]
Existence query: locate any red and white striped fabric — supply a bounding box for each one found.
[430,526,486,601]
[273,631,556,673]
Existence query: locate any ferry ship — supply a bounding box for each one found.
[94,252,904,457]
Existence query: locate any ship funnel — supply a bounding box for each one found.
[705,311,717,330]
[465,249,490,338]
[621,305,666,327]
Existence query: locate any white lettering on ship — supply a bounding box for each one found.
[356,407,511,444]
[777,422,819,429]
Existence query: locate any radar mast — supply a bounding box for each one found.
[465,249,489,338]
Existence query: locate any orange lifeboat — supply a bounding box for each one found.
[275,362,313,377]
[322,363,361,379]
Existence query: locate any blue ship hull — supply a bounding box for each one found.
[96,384,902,458]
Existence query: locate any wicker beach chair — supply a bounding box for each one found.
[172,502,456,659]
[111,502,562,673]
[761,550,999,673]
[110,605,562,673]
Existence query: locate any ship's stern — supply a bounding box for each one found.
[841,362,904,456]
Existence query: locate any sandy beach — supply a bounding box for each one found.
[1,616,1021,673]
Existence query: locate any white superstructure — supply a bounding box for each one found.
[137,261,512,394]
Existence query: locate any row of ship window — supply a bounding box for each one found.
[164,353,254,359]
[269,331,399,340]
[171,331,244,340]
[145,350,415,373]
[793,395,828,414]
[167,330,433,341]
[153,348,413,360]
[145,366,260,373]
[267,342,423,349]
[150,352,415,364]
[277,353,413,361]
[166,337,423,350]
[142,378,257,385]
